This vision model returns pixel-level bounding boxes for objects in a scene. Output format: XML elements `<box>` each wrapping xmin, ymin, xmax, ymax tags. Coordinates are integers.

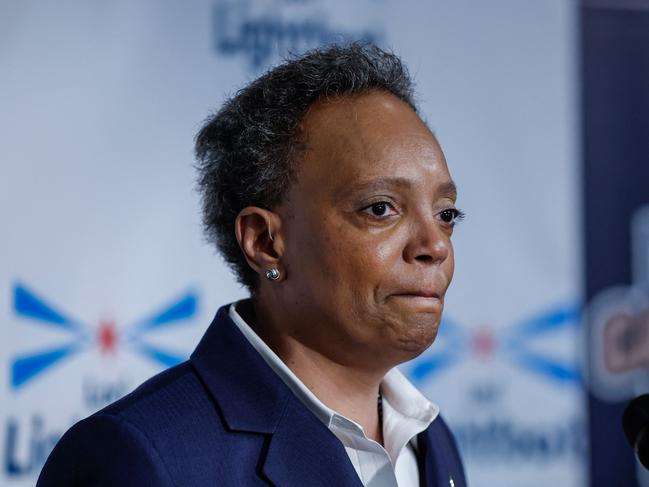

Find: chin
<box><xmin>393</xmin><ymin>315</ymin><xmax>440</xmax><ymax>358</ymax></box>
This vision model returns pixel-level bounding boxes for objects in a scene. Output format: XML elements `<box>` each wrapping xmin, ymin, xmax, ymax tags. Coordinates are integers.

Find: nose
<box><xmin>402</xmin><ymin>214</ymin><xmax>451</xmax><ymax>265</ymax></box>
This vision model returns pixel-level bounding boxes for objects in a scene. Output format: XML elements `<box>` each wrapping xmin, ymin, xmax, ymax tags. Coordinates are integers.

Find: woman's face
<box><xmin>275</xmin><ymin>91</ymin><xmax>459</xmax><ymax>369</ymax></box>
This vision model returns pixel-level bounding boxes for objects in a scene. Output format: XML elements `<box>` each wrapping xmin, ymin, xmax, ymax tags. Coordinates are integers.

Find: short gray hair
<box><xmin>195</xmin><ymin>42</ymin><xmax>417</xmax><ymax>291</ymax></box>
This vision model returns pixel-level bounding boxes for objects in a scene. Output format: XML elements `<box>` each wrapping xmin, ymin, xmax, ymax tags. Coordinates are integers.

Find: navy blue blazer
<box><xmin>38</xmin><ymin>305</ymin><xmax>466</xmax><ymax>486</ymax></box>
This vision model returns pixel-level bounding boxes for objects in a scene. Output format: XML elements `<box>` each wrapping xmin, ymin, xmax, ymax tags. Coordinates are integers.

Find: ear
<box><xmin>235</xmin><ymin>207</ymin><xmax>285</xmax><ymax>279</ymax></box>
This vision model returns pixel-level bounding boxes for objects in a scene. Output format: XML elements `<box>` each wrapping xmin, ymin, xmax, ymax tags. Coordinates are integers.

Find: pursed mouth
<box><xmin>391</xmin><ymin>291</ymin><xmax>441</xmax><ymax>299</ymax></box>
<box><xmin>387</xmin><ymin>293</ymin><xmax>443</xmax><ymax>314</ymax></box>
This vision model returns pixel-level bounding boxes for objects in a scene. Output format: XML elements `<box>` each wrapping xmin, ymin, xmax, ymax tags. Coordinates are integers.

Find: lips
<box><xmin>392</xmin><ymin>291</ymin><xmax>441</xmax><ymax>299</ymax></box>
<box><xmin>388</xmin><ymin>288</ymin><xmax>443</xmax><ymax>311</ymax></box>
<box><xmin>388</xmin><ymin>293</ymin><xmax>442</xmax><ymax>315</ymax></box>
<box><xmin>390</xmin><ymin>288</ymin><xmax>442</xmax><ymax>299</ymax></box>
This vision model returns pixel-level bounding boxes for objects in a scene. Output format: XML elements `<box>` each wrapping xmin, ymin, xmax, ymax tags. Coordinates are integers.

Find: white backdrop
<box><xmin>0</xmin><ymin>1</ymin><xmax>583</xmax><ymax>485</ymax></box>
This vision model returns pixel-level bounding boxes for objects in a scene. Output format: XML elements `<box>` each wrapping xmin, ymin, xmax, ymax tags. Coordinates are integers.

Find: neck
<box><xmin>245</xmin><ymin>299</ymin><xmax>386</xmax><ymax>444</ymax></box>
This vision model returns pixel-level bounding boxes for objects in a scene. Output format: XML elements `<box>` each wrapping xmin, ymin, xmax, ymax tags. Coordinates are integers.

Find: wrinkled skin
<box><xmin>255</xmin><ymin>91</ymin><xmax>459</xmax><ymax>374</ymax></box>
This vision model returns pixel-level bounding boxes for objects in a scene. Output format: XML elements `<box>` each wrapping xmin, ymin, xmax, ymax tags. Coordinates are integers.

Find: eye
<box><xmin>439</xmin><ymin>208</ymin><xmax>465</xmax><ymax>225</ymax></box>
<box><xmin>362</xmin><ymin>201</ymin><xmax>398</xmax><ymax>218</ymax></box>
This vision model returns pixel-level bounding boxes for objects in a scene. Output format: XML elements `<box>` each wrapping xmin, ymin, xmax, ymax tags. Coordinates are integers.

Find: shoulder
<box><xmin>37</xmin><ymin>411</ymin><xmax>175</xmax><ymax>486</ymax></box>
<box><xmin>38</xmin><ymin>361</ymin><xmax>253</xmax><ymax>486</ymax></box>
<box><xmin>97</xmin><ymin>361</ymin><xmax>217</xmax><ymax>435</ymax></box>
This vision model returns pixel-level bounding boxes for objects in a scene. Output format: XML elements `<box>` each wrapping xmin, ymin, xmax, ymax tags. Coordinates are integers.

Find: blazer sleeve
<box><xmin>37</xmin><ymin>414</ymin><xmax>175</xmax><ymax>487</ymax></box>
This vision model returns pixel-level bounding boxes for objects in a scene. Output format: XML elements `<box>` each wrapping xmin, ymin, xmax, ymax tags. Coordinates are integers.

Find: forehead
<box><xmin>294</xmin><ymin>91</ymin><xmax>450</xmax><ymax>195</ymax></box>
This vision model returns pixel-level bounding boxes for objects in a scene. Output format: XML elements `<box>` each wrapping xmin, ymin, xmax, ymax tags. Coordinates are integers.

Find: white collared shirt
<box><xmin>229</xmin><ymin>302</ymin><xmax>439</xmax><ymax>487</ymax></box>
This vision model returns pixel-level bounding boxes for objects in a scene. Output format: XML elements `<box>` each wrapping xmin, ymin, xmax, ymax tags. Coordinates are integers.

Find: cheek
<box><xmin>286</xmin><ymin>217</ymin><xmax>365</xmax><ymax>290</ymax></box>
<box><xmin>332</xmin><ymin>228</ymin><xmax>404</xmax><ymax>286</ymax></box>
<box><xmin>445</xmin><ymin>242</ymin><xmax>455</xmax><ymax>283</ymax></box>
<box><xmin>284</xmin><ymin>210</ymin><xmax>407</xmax><ymax>304</ymax></box>
<box><xmin>333</xmin><ymin>224</ymin><xmax>417</xmax><ymax>302</ymax></box>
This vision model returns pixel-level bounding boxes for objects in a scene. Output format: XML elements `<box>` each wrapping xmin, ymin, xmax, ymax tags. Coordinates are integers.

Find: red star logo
<box><xmin>98</xmin><ymin>320</ymin><xmax>118</xmax><ymax>354</ymax></box>
<box><xmin>472</xmin><ymin>327</ymin><xmax>496</xmax><ymax>361</ymax></box>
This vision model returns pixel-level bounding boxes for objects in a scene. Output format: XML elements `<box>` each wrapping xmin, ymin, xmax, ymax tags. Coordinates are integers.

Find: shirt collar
<box><xmin>228</xmin><ymin>301</ymin><xmax>439</xmax><ymax>461</ymax></box>
<box><xmin>381</xmin><ymin>368</ymin><xmax>439</xmax><ymax>461</ymax></box>
<box><xmin>228</xmin><ymin>301</ymin><xmax>334</xmax><ymax>425</ymax></box>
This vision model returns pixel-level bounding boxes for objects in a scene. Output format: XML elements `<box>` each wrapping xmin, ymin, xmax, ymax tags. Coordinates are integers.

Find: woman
<box><xmin>38</xmin><ymin>43</ymin><xmax>466</xmax><ymax>487</ymax></box>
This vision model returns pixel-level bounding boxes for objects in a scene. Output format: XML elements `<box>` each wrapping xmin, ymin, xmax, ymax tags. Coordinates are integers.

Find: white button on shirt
<box><xmin>229</xmin><ymin>303</ymin><xmax>439</xmax><ymax>487</ymax></box>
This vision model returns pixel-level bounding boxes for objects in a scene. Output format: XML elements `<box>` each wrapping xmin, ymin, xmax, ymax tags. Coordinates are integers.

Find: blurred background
<box><xmin>1</xmin><ymin>0</ymin><xmax>647</xmax><ymax>485</ymax></box>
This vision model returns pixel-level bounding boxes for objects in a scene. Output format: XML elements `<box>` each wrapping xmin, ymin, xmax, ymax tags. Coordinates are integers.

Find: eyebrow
<box><xmin>437</xmin><ymin>180</ymin><xmax>458</xmax><ymax>200</ymax></box>
<box><xmin>340</xmin><ymin>177</ymin><xmax>458</xmax><ymax>200</ymax></box>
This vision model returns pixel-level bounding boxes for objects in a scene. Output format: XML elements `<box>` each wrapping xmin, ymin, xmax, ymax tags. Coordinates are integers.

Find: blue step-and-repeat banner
<box><xmin>0</xmin><ymin>1</ymin><xmax>620</xmax><ymax>485</ymax></box>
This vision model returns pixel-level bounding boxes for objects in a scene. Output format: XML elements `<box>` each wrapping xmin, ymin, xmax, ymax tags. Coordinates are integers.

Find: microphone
<box><xmin>623</xmin><ymin>394</ymin><xmax>649</xmax><ymax>470</ymax></box>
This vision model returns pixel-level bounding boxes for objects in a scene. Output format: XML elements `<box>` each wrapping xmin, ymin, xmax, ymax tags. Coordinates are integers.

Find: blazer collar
<box><xmin>417</xmin><ymin>418</ymin><xmax>466</xmax><ymax>487</ymax></box>
<box><xmin>262</xmin><ymin>398</ymin><xmax>362</xmax><ymax>486</ymax></box>
<box><xmin>190</xmin><ymin>305</ymin><xmax>290</xmax><ymax>433</ymax></box>
<box><xmin>189</xmin><ymin>305</ymin><xmax>362</xmax><ymax>487</ymax></box>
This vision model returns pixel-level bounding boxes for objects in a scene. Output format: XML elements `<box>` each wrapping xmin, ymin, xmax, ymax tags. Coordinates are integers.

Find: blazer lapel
<box><xmin>261</xmin><ymin>399</ymin><xmax>363</xmax><ymax>487</ymax></box>
<box><xmin>190</xmin><ymin>305</ymin><xmax>363</xmax><ymax>487</ymax></box>
<box><xmin>417</xmin><ymin>418</ymin><xmax>466</xmax><ymax>487</ymax></box>
<box><xmin>190</xmin><ymin>305</ymin><xmax>289</xmax><ymax>434</ymax></box>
